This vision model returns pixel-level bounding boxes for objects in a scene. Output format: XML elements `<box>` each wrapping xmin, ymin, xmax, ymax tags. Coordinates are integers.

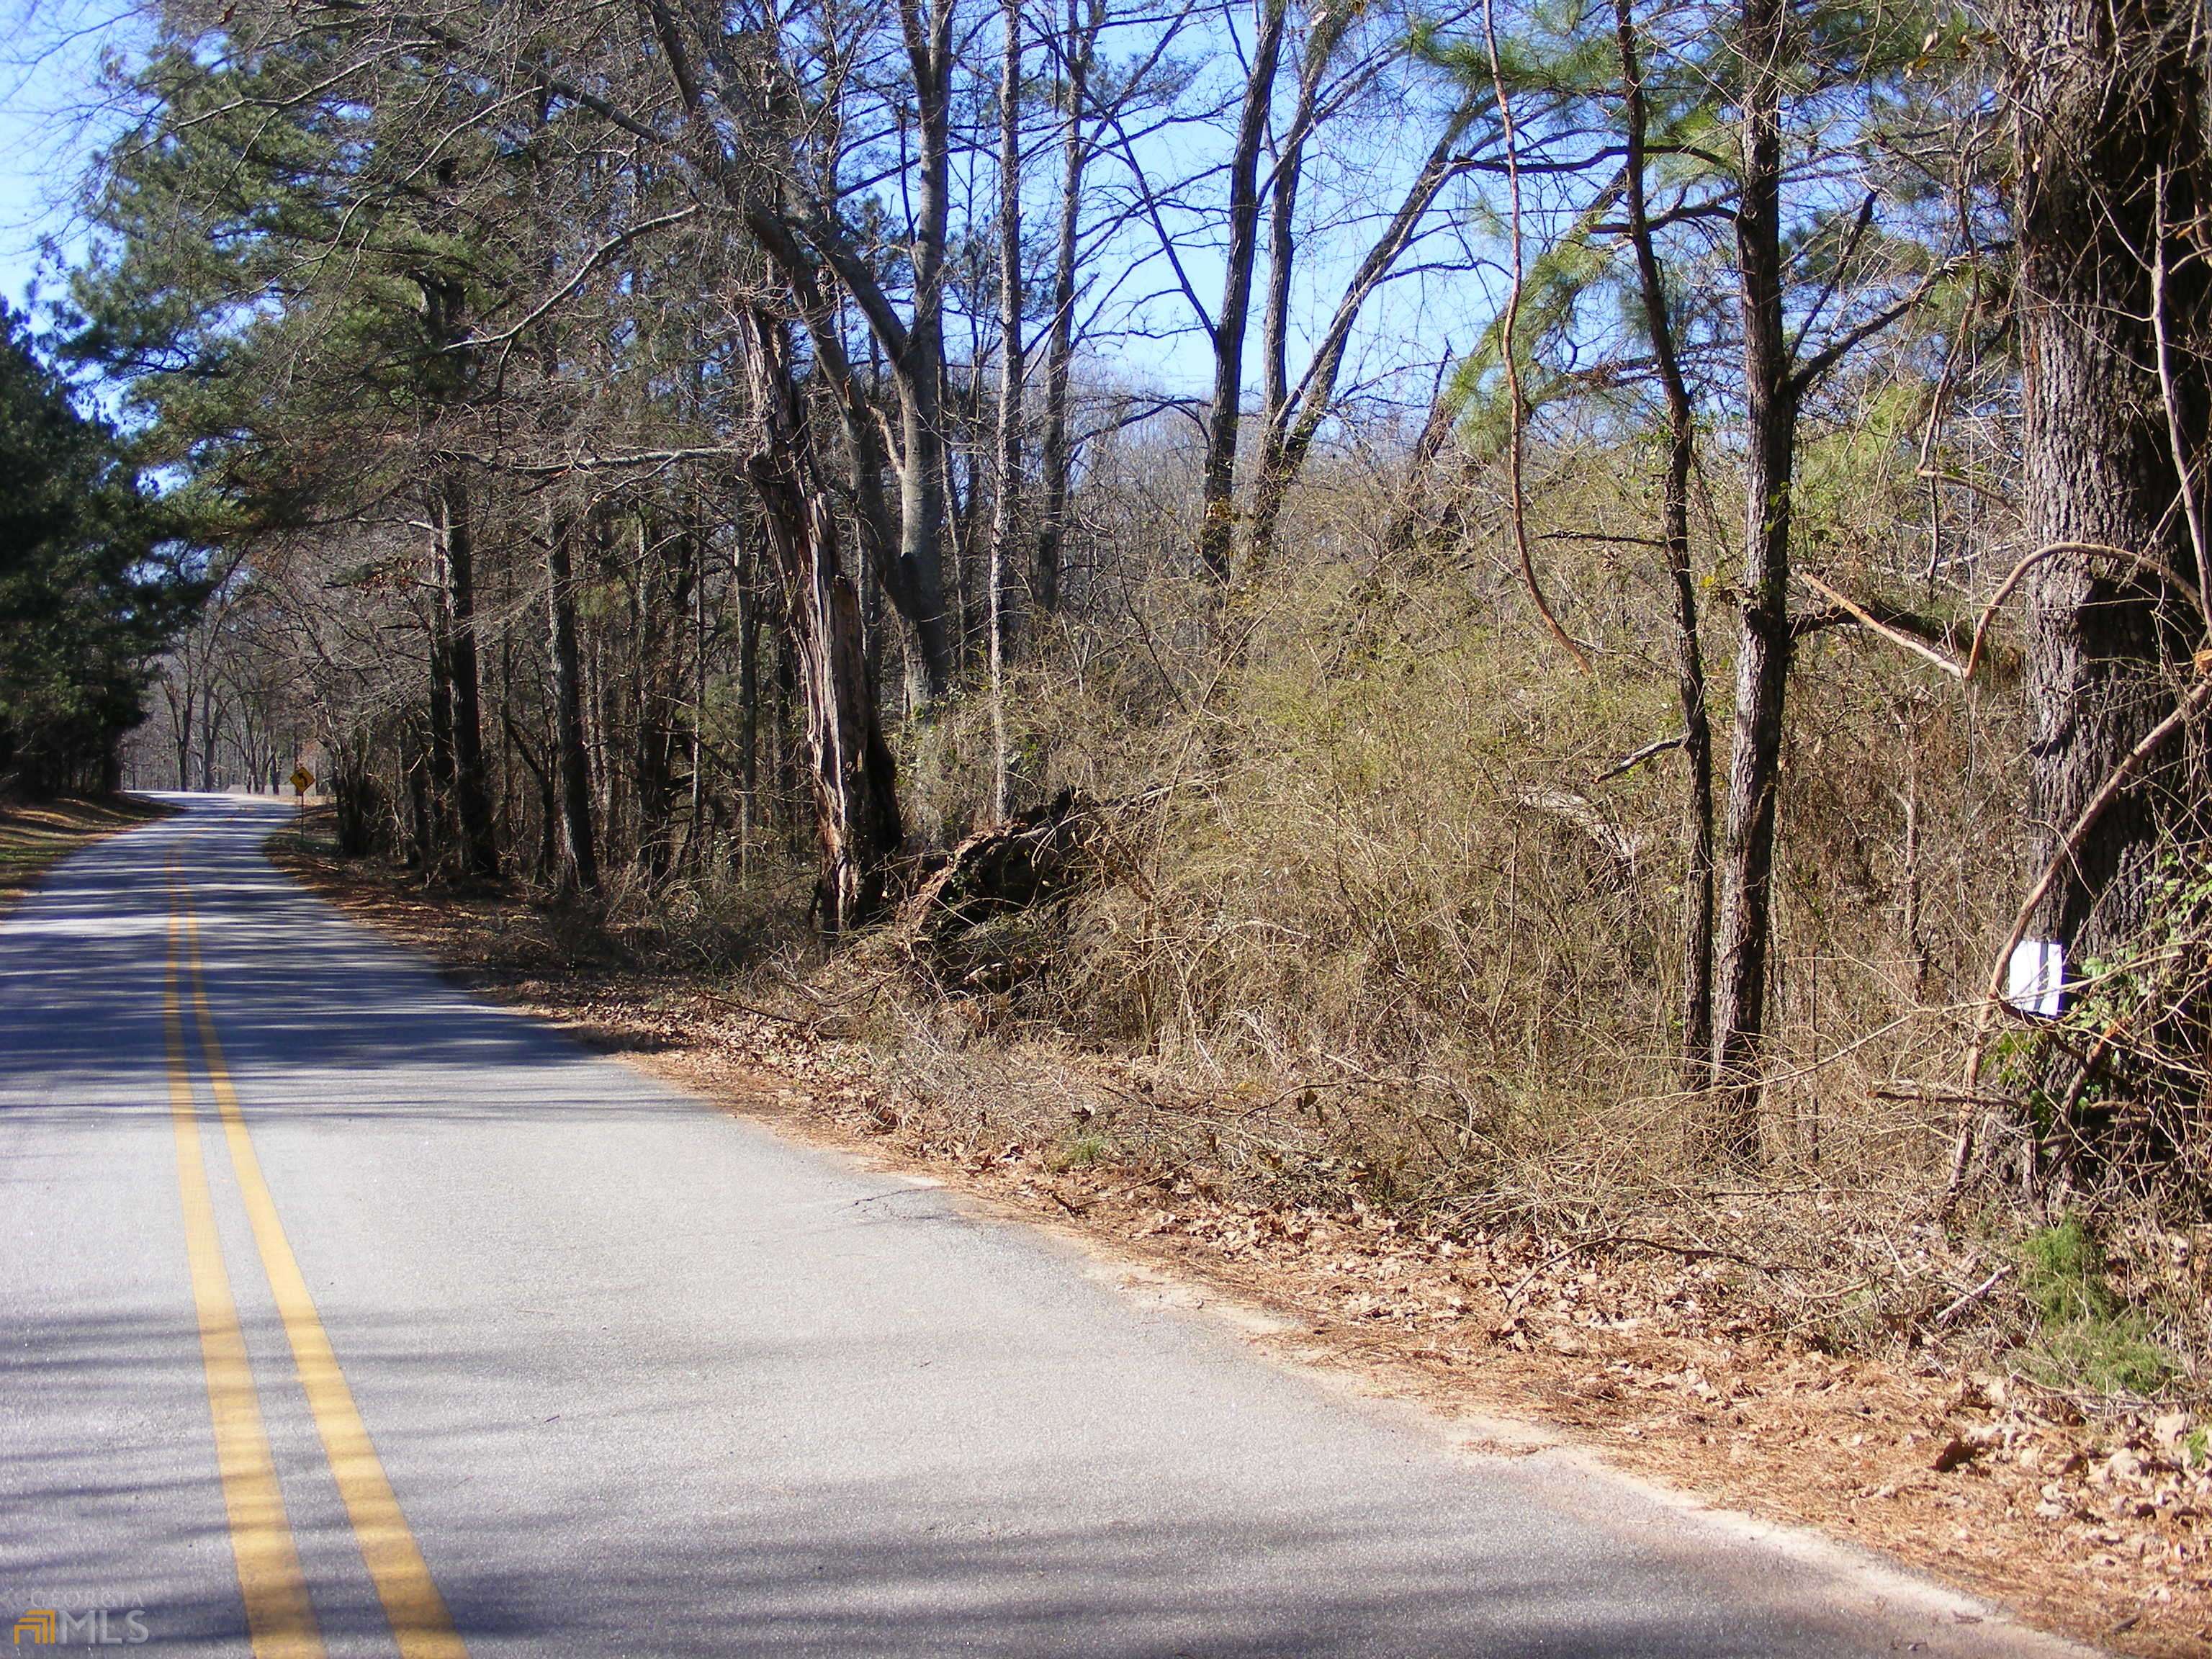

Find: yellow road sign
<box><xmin>289</xmin><ymin>768</ymin><xmax>315</xmax><ymax>796</ymax></box>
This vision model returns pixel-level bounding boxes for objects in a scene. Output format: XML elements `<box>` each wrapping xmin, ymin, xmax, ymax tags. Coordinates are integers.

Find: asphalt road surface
<box><xmin>0</xmin><ymin>796</ymin><xmax>2085</xmax><ymax>1658</ymax></box>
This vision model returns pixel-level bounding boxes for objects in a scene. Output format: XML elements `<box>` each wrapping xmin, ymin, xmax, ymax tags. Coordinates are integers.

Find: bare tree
<box><xmin>988</xmin><ymin>0</ymin><xmax>1025</xmax><ymax>818</ymax></box>
<box><xmin>1194</xmin><ymin>0</ymin><xmax>1289</xmax><ymax>583</ymax></box>
<box><xmin>1614</xmin><ymin>0</ymin><xmax>1713</xmax><ymax>1085</ymax></box>
<box><xmin>1034</xmin><ymin>0</ymin><xmax>1107</xmax><ymax>613</ymax></box>
<box><xmin>1707</xmin><ymin>0</ymin><xmax>1795</xmax><ymax>1154</ymax></box>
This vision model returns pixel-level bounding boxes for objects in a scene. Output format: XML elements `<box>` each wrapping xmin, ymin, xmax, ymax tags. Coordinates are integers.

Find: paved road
<box><xmin>0</xmin><ymin>796</ymin><xmax>2082</xmax><ymax>1658</ymax></box>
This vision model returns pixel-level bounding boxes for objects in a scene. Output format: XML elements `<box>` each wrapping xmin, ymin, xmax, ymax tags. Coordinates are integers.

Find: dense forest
<box><xmin>27</xmin><ymin>0</ymin><xmax>2212</xmax><ymax>1403</ymax></box>
<box><xmin>0</xmin><ymin>302</ymin><xmax>184</xmax><ymax>793</ymax></box>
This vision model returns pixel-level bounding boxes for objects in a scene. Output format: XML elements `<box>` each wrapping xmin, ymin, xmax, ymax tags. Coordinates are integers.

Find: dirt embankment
<box><xmin>0</xmin><ymin>795</ymin><xmax>171</xmax><ymax>915</ymax></box>
<box><xmin>274</xmin><ymin>842</ymin><xmax>2210</xmax><ymax>1659</ymax></box>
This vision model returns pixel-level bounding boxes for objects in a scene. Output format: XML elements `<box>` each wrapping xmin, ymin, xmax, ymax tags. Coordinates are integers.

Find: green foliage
<box><xmin>2018</xmin><ymin>1218</ymin><xmax>2174</xmax><ymax>1397</ymax></box>
<box><xmin>2021</xmin><ymin>1217</ymin><xmax>2118</xmax><ymax>1323</ymax></box>
<box><xmin>1052</xmin><ymin>1133</ymin><xmax>1111</xmax><ymax>1172</ymax></box>
<box><xmin>0</xmin><ymin>302</ymin><xmax>189</xmax><ymax>793</ymax></box>
<box><xmin>65</xmin><ymin>28</ymin><xmax>532</xmax><ymax>538</ymax></box>
<box><xmin>1449</xmin><ymin>218</ymin><xmax>1624</xmax><ymax>452</ymax></box>
<box><xmin>1424</xmin><ymin>0</ymin><xmax>1986</xmax><ymax>463</ymax></box>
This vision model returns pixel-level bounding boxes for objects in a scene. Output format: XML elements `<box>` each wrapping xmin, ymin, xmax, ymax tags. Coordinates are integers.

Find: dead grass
<box><xmin>0</xmin><ymin>794</ymin><xmax>170</xmax><ymax>915</ymax></box>
<box><xmin>279</xmin><ymin>837</ymin><xmax>2211</xmax><ymax>1658</ymax></box>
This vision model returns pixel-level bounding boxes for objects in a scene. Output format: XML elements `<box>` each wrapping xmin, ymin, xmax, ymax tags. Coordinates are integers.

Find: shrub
<box><xmin>2018</xmin><ymin>1218</ymin><xmax>2174</xmax><ymax>1396</ymax></box>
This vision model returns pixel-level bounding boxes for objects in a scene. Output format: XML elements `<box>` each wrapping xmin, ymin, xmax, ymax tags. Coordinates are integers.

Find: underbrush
<box><xmin>2019</xmin><ymin>1218</ymin><xmax>2180</xmax><ymax>1398</ymax></box>
<box><xmin>866</xmin><ymin>534</ymin><xmax>2204</xmax><ymax>1406</ymax></box>
<box><xmin>273</xmin><ymin>806</ymin><xmax>811</xmax><ymax>981</ymax></box>
<box><xmin>290</xmin><ymin>528</ymin><xmax>2206</xmax><ymax>1410</ymax></box>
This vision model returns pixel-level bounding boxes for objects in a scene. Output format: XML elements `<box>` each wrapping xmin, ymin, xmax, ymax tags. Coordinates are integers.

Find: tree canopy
<box><xmin>0</xmin><ymin>301</ymin><xmax>189</xmax><ymax>794</ymax></box>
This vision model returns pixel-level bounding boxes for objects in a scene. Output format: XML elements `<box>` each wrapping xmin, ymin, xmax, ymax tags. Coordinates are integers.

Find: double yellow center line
<box><xmin>163</xmin><ymin>850</ymin><xmax>466</xmax><ymax>1659</ymax></box>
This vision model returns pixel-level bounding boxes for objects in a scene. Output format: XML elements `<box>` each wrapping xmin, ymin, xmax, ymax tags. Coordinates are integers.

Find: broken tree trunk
<box><xmin>741</xmin><ymin>310</ymin><xmax>904</xmax><ymax>934</ymax></box>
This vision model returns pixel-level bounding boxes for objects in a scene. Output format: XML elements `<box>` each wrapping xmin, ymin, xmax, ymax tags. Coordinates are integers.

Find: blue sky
<box><xmin>0</xmin><ymin>78</ymin><xmax>73</xmax><ymax>313</ymax></box>
<box><xmin>0</xmin><ymin>0</ymin><xmax>140</xmax><ymax>318</ymax></box>
<box><xmin>0</xmin><ymin>0</ymin><xmax>1492</xmax><ymax>421</ymax></box>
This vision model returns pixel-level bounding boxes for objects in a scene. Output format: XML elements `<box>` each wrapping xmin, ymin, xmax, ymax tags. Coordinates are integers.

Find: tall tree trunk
<box><xmin>2010</xmin><ymin>0</ymin><xmax>2212</xmax><ymax>965</ymax></box>
<box><xmin>786</xmin><ymin>274</ymin><xmax>955</xmax><ymax>693</ymax></box>
<box><xmin>1035</xmin><ymin>0</ymin><xmax>1102</xmax><ymax>613</ymax></box>
<box><xmin>634</xmin><ymin>515</ymin><xmax>691</xmax><ymax>880</ymax></box>
<box><xmin>331</xmin><ymin>739</ymin><xmax>377</xmax><ymax>858</ymax></box>
<box><xmin>419</xmin><ymin>244</ymin><xmax>495</xmax><ymax>879</ymax></box>
<box><xmin>734</xmin><ymin>195</ymin><xmax>956</xmax><ymax>695</ymax></box>
<box><xmin>1708</xmin><ymin>0</ymin><xmax>1795</xmax><ymax>1157</ymax></box>
<box><xmin>742</xmin><ymin>310</ymin><xmax>904</xmax><ymax>932</ymax></box>
<box><xmin>199</xmin><ymin>701</ymin><xmax>222</xmax><ymax>792</ymax></box>
<box><xmin>169</xmin><ymin>682</ymin><xmax>192</xmax><ymax>791</ymax></box>
<box><xmin>1617</xmin><ymin>0</ymin><xmax>1715</xmax><ymax>1084</ymax></box>
<box><xmin>893</xmin><ymin>0</ymin><xmax>958</xmax><ymax>700</ymax></box>
<box><xmin>424</xmin><ymin>562</ymin><xmax>458</xmax><ymax>858</ymax></box>
<box><xmin>503</xmin><ymin>709</ymin><xmax>559</xmax><ymax>878</ymax></box>
<box><xmin>405</xmin><ymin>732</ymin><xmax>434</xmax><ymax>872</ymax></box>
<box><xmin>526</xmin><ymin>93</ymin><xmax>598</xmax><ymax>896</ymax></box>
<box><xmin>432</xmin><ymin>476</ymin><xmax>499</xmax><ymax>878</ymax></box>
<box><xmin>945</xmin><ymin>376</ymin><xmax>984</xmax><ymax>663</ymax></box>
<box><xmin>1258</xmin><ymin>6</ymin><xmax>1352</xmax><ymax>446</ymax></box>
<box><xmin>546</xmin><ymin>508</ymin><xmax>599</xmax><ymax>892</ymax></box>
<box><xmin>635</xmin><ymin>0</ymin><xmax>957</xmax><ymax>698</ymax></box>
<box><xmin>989</xmin><ymin>0</ymin><xmax>1025</xmax><ymax>819</ymax></box>
<box><xmin>1249</xmin><ymin>12</ymin><xmax>1343</xmax><ymax>577</ymax></box>
<box><xmin>1194</xmin><ymin>0</ymin><xmax>1290</xmax><ymax>585</ymax></box>
<box><xmin>687</xmin><ymin>500</ymin><xmax>708</xmax><ymax>871</ymax></box>
<box><xmin>737</xmin><ymin>516</ymin><xmax>763</xmax><ymax>875</ymax></box>
<box><xmin>1256</xmin><ymin>6</ymin><xmax>1354</xmax><ymax>490</ymax></box>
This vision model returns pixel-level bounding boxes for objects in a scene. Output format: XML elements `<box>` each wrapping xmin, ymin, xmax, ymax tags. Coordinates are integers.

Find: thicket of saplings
<box><xmin>225</xmin><ymin>393</ymin><xmax>2200</xmax><ymax>1406</ymax></box>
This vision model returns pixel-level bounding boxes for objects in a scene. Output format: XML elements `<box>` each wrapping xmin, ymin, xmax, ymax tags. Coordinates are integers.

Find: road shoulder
<box><xmin>269</xmin><ymin>840</ymin><xmax>2177</xmax><ymax>1659</ymax></box>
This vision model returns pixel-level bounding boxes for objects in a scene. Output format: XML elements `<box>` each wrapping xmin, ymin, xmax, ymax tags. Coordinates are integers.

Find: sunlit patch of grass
<box><xmin>2018</xmin><ymin>1217</ymin><xmax>2175</xmax><ymax>1397</ymax></box>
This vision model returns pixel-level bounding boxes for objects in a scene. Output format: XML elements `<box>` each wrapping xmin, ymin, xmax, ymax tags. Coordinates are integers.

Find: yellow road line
<box><xmin>179</xmin><ymin>881</ymin><xmax>468</xmax><ymax>1659</ymax></box>
<box><xmin>163</xmin><ymin>855</ymin><xmax>325</xmax><ymax>1659</ymax></box>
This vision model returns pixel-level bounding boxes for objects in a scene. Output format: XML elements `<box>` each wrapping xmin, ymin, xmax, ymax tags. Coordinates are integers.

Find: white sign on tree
<box><xmin>2005</xmin><ymin>939</ymin><xmax>2065</xmax><ymax>1019</ymax></box>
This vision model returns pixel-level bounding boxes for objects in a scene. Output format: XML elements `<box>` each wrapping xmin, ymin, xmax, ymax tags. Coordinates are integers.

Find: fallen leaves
<box><xmin>291</xmin><ymin>848</ymin><xmax>2212</xmax><ymax>1659</ymax></box>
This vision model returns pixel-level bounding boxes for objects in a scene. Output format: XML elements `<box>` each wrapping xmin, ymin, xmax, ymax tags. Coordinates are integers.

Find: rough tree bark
<box><xmin>423</xmin><ymin>516</ymin><xmax>459</xmax><ymax>847</ymax></box>
<box><xmin>2009</xmin><ymin>0</ymin><xmax>2212</xmax><ymax>966</ymax></box>
<box><xmin>741</xmin><ymin>310</ymin><xmax>904</xmax><ymax>932</ymax></box>
<box><xmin>1617</xmin><ymin>0</ymin><xmax>1715</xmax><ymax>1084</ymax></box>
<box><xmin>1708</xmin><ymin>0</ymin><xmax>1794</xmax><ymax>1155</ymax></box>
<box><xmin>420</xmin><ymin>243</ymin><xmax>498</xmax><ymax>879</ymax></box>
<box><xmin>634</xmin><ymin>0</ymin><xmax>958</xmax><ymax>698</ymax></box>
<box><xmin>894</xmin><ymin>0</ymin><xmax>958</xmax><ymax>696</ymax></box>
<box><xmin>1258</xmin><ymin>5</ymin><xmax>1352</xmax><ymax>441</ymax></box>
